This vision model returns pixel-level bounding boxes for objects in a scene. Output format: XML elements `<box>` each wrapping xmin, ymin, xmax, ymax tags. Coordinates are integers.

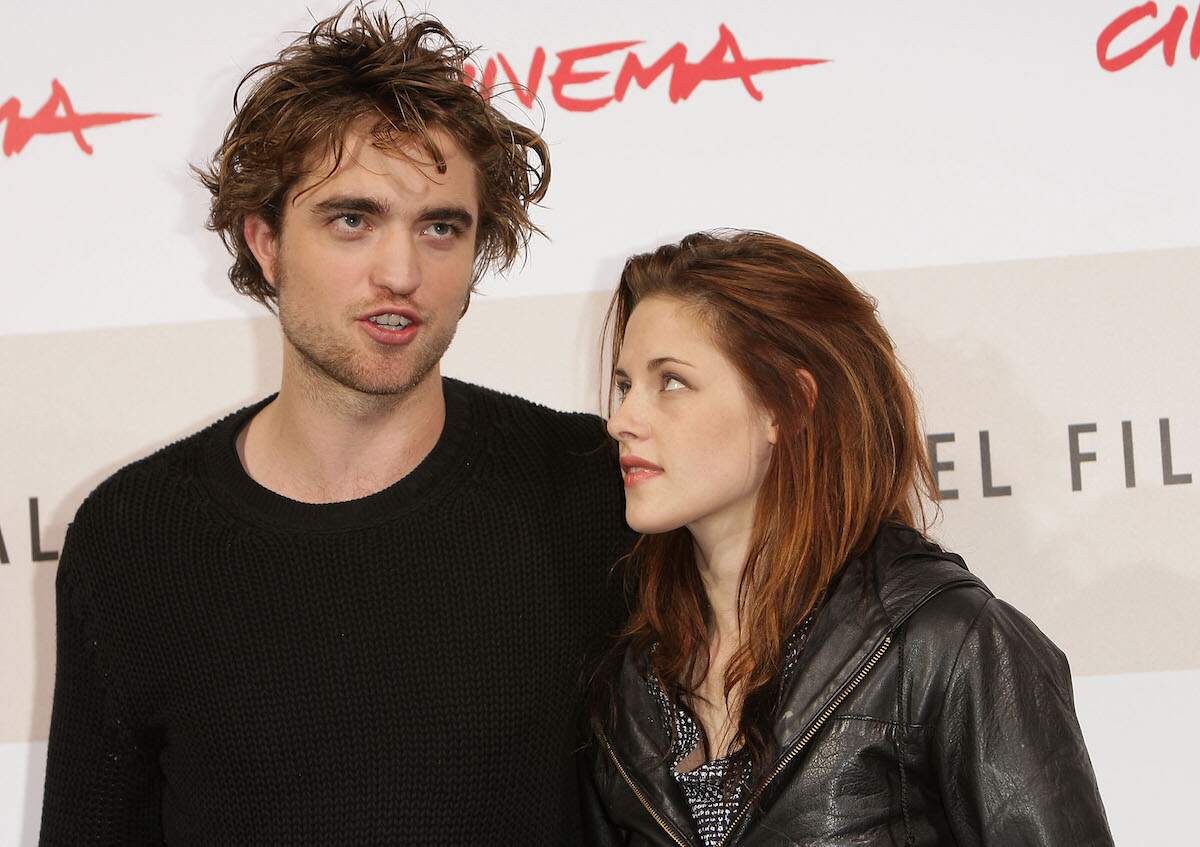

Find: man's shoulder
<box><xmin>72</xmin><ymin>400</ymin><xmax>264</xmax><ymax>534</ymax></box>
<box><xmin>449</xmin><ymin>378</ymin><xmax>610</xmax><ymax>456</ymax></box>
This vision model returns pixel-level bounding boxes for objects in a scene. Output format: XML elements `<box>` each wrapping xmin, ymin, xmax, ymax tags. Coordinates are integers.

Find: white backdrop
<box><xmin>2</xmin><ymin>2</ymin><xmax>1198</xmax><ymax>844</ymax></box>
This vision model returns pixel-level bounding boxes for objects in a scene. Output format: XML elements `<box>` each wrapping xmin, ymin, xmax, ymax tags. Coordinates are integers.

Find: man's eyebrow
<box><xmin>310</xmin><ymin>195</ymin><xmax>391</xmax><ymax>216</ymax></box>
<box><xmin>416</xmin><ymin>205</ymin><xmax>475</xmax><ymax>228</ymax></box>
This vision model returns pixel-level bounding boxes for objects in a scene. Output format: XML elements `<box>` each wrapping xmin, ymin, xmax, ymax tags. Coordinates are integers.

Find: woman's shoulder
<box><xmin>852</xmin><ymin>522</ymin><xmax>991</xmax><ymax>630</ymax></box>
<box><xmin>868</xmin><ymin>524</ymin><xmax>1067</xmax><ymax>665</ymax></box>
<box><xmin>901</xmin><ymin>580</ymin><xmax>1073</xmax><ymax>727</ymax></box>
<box><xmin>908</xmin><ymin>586</ymin><xmax>1068</xmax><ymax>664</ymax></box>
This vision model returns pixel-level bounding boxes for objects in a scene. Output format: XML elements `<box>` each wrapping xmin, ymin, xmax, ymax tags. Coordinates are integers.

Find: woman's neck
<box><xmin>688</xmin><ymin>528</ymin><xmax>749</xmax><ymax>762</ymax></box>
<box><xmin>690</xmin><ymin>507</ymin><xmax>756</xmax><ymax>647</ymax></box>
<box><xmin>685</xmin><ymin>505</ymin><xmax>760</xmax><ymax>759</ymax></box>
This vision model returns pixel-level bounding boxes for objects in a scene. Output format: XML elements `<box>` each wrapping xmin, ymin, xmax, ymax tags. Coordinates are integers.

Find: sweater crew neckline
<box><xmin>198</xmin><ymin>377</ymin><xmax>476</xmax><ymax>534</ymax></box>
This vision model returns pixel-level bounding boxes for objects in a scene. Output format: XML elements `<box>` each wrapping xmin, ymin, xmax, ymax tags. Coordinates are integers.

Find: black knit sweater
<box><xmin>38</xmin><ymin>379</ymin><xmax>631</xmax><ymax>845</ymax></box>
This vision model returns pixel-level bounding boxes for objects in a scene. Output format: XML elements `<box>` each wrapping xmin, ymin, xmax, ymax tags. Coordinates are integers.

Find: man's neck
<box><xmin>237</xmin><ymin>362</ymin><xmax>447</xmax><ymax>504</ymax></box>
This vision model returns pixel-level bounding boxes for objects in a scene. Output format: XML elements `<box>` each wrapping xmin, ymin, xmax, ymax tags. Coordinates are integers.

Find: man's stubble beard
<box><xmin>275</xmin><ymin>265</ymin><xmax>462</xmax><ymax>399</ymax></box>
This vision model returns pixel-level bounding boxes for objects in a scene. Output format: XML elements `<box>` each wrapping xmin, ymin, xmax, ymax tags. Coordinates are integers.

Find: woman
<box><xmin>583</xmin><ymin>231</ymin><xmax>1112</xmax><ymax>846</ymax></box>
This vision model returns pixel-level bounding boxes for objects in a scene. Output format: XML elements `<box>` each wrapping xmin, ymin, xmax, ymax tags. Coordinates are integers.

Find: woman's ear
<box><xmin>796</xmin><ymin>368</ymin><xmax>818</xmax><ymax>417</ymax></box>
<box><xmin>765</xmin><ymin>370</ymin><xmax>817</xmax><ymax>446</ymax></box>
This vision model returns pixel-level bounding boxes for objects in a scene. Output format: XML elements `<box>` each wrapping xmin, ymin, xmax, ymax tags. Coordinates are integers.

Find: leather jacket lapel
<box><xmin>606</xmin><ymin>646</ymin><xmax>700</xmax><ymax>846</ymax></box>
<box><xmin>772</xmin><ymin>529</ymin><xmax>977</xmax><ymax>752</ymax></box>
<box><xmin>764</xmin><ymin>526</ymin><xmax>983</xmax><ymax>799</ymax></box>
<box><xmin>599</xmin><ymin>523</ymin><xmax>987</xmax><ymax>846</ymax></box>
<box><xmin>771</xmin><ymin>554</ymin><xmax>895</xmax><ymax>753</ymax></box>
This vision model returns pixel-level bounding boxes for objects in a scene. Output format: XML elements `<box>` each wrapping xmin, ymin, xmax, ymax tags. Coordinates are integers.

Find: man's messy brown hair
<box><xmin>197</xmin><ymin>2</ymin><xmax>550</xmax><ymax>309</ymax></box>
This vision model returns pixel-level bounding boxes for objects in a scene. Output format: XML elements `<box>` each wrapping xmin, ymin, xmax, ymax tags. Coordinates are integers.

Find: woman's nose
<box><xmin>606</xmin><ymin>392</ymin><xmax>643</xmax><ymax>442</ymax></box>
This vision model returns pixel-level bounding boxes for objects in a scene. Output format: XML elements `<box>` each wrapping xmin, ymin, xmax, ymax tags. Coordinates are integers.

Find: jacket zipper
<box><xmin>599</xmin><ymin>731</ymin><xmax>693</xmax><ymax>847</ymax></box>
<box><xmin>599</xmin><ymin>633</ymin><xmax>893</xmax><ymax>847</ymax></box>
<box><xmin>715</xmin><ymin>634</ymin><xmax>894</xmax><ymax>847</ymax></box>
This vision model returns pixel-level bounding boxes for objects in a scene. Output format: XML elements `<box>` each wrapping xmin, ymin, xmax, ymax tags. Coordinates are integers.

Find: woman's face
<box><xmin>607</xmin><ymin>295</ymin><xmax>777</xmax><ymax>538</ymax></box>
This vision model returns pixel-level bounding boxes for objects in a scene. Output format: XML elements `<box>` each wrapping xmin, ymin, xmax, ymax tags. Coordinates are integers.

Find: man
<box><xmin>38</xmin><ymin>6</ymin><xmax>628</xmax><ymax>844</ymax></box>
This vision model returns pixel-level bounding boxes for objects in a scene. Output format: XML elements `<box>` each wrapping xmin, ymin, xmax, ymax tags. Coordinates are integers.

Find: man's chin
<box><xmin>347</xmin><ymin>376</ymin><xmax>433</xmax><ymax>397</ymax></box>
<box><xmin>282</xmin><ymin>319</ymin><xmax>453</xmax><ymax>402</ymax></box>
<box><xmin>328</xmin><ymin>361</ymin><xmax>440</xmax><ymax>397</ymax></box>
<box><xmin>290</xmin><ymin>349</ymin><xmax>429</xmax><ymax>398</ymax></box>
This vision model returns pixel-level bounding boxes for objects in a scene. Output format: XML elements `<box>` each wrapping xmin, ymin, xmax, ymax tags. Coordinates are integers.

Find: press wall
<box><xmin>2</xmin><ymin>2</ymin><xmax>1197</xmax><ymax>842</ymax></box>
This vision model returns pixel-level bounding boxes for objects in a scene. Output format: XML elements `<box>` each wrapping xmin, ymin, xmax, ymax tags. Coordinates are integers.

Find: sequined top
<box><xmin>646</xmin><ymin>616</ymin><xmax>815</xmax><ymax>846</ymax></box>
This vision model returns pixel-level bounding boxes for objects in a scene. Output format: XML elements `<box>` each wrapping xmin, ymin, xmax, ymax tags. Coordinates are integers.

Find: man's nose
<box><xmin>369</xmin><ymin>231</ymin><xmax>421</xmax><ymax>296</ymax></box>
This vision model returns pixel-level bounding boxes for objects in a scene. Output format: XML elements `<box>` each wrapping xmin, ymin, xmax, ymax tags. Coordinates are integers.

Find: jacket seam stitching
<box><xmin>871</xmin><ymin>557</ymin><xmax>895</xmax><ymax>629</ymax></box>
<box><xmin>833</xmin><ymin>713</ymin><xmax>933</xmax><ymax>729</ymax></box>
<box><xmin>931</xmin><ymin>595</ymin><xmax>994</xmax><ymax>728</ymax></box>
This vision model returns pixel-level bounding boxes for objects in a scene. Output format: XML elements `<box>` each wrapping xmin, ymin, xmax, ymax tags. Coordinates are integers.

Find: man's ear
<box><xmin>244</xmin><ymin>215</ymin><xmax>280</xmax><ymax>288</ymax></box>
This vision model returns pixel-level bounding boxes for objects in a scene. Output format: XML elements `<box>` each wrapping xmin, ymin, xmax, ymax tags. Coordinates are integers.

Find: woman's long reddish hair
<box><xmin>597</xmin><ymin>230</ymin><xmax>937</xmax><ymax>775</ymax></box>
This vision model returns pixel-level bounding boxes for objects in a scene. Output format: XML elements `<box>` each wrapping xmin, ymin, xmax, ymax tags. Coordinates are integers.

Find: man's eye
<box><xmin>340</xmin><ymin>214</ymin><xmax>363</xmax><ymax>228</ymax></box>
<box><xmin>424</xmin><ymin>221</ymin><xmax>458</xmax><ymax>238</ymax></box>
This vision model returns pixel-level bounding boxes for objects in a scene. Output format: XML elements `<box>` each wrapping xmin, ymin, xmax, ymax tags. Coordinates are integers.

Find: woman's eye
<box><xmin>663</xmin><ymin>376</ymin><xmax>686</xmax><ymax>392</ymax></box>
<box><xmin>613</xmin><ymin>382</ymin><xmax>630</xmax><ymax>399</ymax></box>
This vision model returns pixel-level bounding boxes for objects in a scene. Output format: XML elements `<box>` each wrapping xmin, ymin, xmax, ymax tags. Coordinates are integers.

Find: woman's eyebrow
<box><xmin>613</xmin><ymin>357</ymin><xmax>695</xmax><ymax>380</ymax></box>
<box><xmin>647</xmin><ymin>356</ymin><xmax>695</xmax><ymax>370</ymax></box>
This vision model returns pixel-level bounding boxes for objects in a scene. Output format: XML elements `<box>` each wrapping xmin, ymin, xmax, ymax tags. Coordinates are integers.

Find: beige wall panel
<box><xmin>2</xmin><ymin>249</ymin><xmax>1197</xmax><ymax>744</ymax></box>
<box><xmin>860</xmin><ymin>247</ymin><xmax>1198</xmax><ymax>682</ymax></box>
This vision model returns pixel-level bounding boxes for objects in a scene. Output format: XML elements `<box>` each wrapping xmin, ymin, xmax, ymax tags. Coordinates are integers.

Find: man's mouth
<box><xmin>367</xmin><ymin>313</ymin><xmax>414</xmax><ymax>329</ymax></box>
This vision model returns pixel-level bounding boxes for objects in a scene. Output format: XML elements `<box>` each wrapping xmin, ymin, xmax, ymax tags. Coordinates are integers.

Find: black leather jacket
<box><xmin>583</xmin><ymin>524</ymin><xmax>1113</xmax><ymax>846</ymax></box>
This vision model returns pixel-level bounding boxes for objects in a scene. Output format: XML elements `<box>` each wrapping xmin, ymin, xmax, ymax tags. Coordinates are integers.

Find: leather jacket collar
<box><xmin>597</xmin><ymin>523</ymin><xmax>985</xmax><ymax>847</ymax></box>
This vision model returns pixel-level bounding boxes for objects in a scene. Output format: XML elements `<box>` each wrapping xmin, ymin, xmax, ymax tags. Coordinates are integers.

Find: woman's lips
<box><xmin>620</xmin><ymin>455</ymin><xmax>663</xmax><ymax>488</ymax></box>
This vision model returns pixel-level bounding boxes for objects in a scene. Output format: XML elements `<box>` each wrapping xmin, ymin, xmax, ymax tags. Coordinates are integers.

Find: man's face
<box><xmin>251</xmin><ymin>125</ymin><xmax>480</xmax><ymax>397</ymax></box>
